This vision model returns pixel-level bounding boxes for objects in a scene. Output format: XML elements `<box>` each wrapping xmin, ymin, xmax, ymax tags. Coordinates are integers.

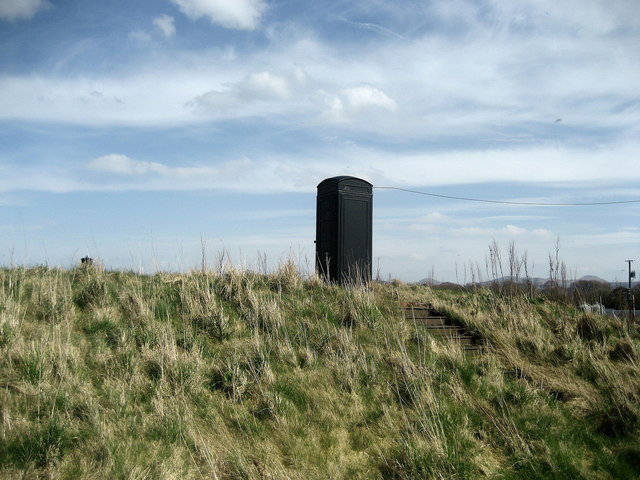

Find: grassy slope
<box><xmin>0</xmin><ymin>265</ymin><xmax>639</xmax><ymax>479</ymax></box>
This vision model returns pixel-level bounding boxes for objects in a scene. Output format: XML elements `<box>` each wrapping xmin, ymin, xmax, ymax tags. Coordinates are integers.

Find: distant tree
<box><xmin>632</xmin><ymin>284</ymin><xmax>640</xmax><ymax>309</ymax></box>
<box><xmin>603</xmin><ymin>286</ymin><xmax>638</xmax><ymax>310</ymax></box>
<box><xmin>571</xmin><ymin>280</ymin><xmax>612</xmax><ymax>305</ymax></box>
<box><xmin>432</xmin><ymin>282</ymin><xmax>467</xmax><ymax>292</ymax></box>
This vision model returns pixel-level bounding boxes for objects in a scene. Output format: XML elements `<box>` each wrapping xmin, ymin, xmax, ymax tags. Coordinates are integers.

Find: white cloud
<box><xmin>241</xmin><ymin>71</ymin><xmax>291</xmax><ymax>100</ymax></box>
<box><xmin>191</xmin><ymin>69</ymin><xmax>306</xmax><ymax>114</ymax></box>
<box><xmin>89</xmin><ymin>154</ymin><xmax>170</xmax><ymax>175</ymax></box>
<box><xmin>0</xmin><ymin>0</ymin><xmax>48</xmax><ymax>21</ymax></box>
<box><xmin>342</xmin><ymin>85</ymin><xmax>397</xmax><ymax>111</ymax></box>
<box><xmin>153</xmin><ymin>14</ymin><xmax>176</xmax><ymax>38</ymax></box>
<box><xmin>170</xmin><ymin>0</ymin><xmax>266</xmax><ymax>30</ymax></box>
<box><xmin>323</xmin><ymin>85</ymin><xmax>398</xmax><ymax>122</ymax></box>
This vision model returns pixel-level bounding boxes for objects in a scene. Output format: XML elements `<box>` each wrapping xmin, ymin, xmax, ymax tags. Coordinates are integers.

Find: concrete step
<box><xmin>405</xmin><ymin>309</ymin><xmax>446</xmax><ymax>319</ymax></box>
<box><xmin>403</xmin><ymin>302</ymin><xmax>485</xmax><ymax>356</ymax></box>
<box><xmin>425</xmin><ymin>325</ymin><xmax>464</xmax><ymax>337</ymax></box>
<box><xmin>463</xmin><ymin>345</ymin><xmax>483</xmax><ymax>357</ymax></box>
<box><xmin>404</xmin><ymin>306</ymin><xmax>445</xmax><ymax>317</ymax></box>
<box><xmin>450</xmin><ymin>335</ymin><xmax>475</xmax><ymax>346</ymax></box>
<box><xmin>406</xmin><ymin>309</ymin><xmax>445</xmax><ymax>316</ymax></box>
<box><xmin>412</xmin><ymin>316</ymin><xmax>449</xmax><ymax>326</ymax></box>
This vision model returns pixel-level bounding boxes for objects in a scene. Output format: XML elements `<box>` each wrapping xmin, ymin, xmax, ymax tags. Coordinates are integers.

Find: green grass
<box><xmin>0</xmin><ymin>264</ymin><xmax>639</xmax><ymax>479</ymax></box>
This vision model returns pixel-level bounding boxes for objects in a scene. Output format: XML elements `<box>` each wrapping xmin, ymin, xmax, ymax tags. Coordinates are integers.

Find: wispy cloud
<box><xmin>170</xmin><ymin>0</ymin><xmax>266</xmax><ymax>30</ymax></box>
<box><xmin>573</xmin><ymin>228</ymin><xmax>640</xmax><ymax>247</ymax></box>
<box><xmin>0</xmin><ymin>0</ymin><xmax>48</xmax><ymax>21</ymax></box>
<box><xmin>129</xmin><ymin>31</ymin><xmax>152</xmax><ymax>44</ymax></box>
<box><xmin>85</xmin><ymin>154</ymin><xmax>307</xmax><ymax>192</ymax></box>
<box><xmin>454</xmin><ymin>225</ymin><xmax>553</xmax><ymax>238</ymax></box>
<box><xmin>153</xmin><ymin>14</ymin><xmax>176</xmax><ymax>38</ymax></box>
<box><xmin>0</xmin><ymin>2</ymin><xmax>637</xmax><ymax>140</ymax></box>
<box><xmin>0</xmin><ymin>194</ymin><xmax>29</xmax><ymax>206</ymax></box>
<box><xmin>87</xmin><ymin>154</ymin><xmax>233</xmax><ymax>180</ymax></box>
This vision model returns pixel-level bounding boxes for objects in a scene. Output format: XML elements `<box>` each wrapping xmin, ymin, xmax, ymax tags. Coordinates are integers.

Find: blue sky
<box><xmin>0</xmin><ymin>0</ymin><xmax>638</xmax><ymax>282</ymax></box>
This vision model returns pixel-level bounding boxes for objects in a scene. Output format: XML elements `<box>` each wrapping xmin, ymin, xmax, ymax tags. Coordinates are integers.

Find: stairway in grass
<box><xmin>403</xmin><ymin>303</ymin><xmax>483</xmax><ymax>357</ymax></box>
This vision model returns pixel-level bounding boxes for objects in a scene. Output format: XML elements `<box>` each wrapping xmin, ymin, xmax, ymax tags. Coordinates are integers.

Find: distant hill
<box><xmin>475</xmin><ymin>276</ymin><xmax>548</xmax><ymax>287</ymax></box>
<box><xmin>576</xmin><ymin>275</ymin><xmax>610</xmax><ymax>284</ymax></box>
<box><xmin>441</xmin><ymin>275</ymin><xmax>631</xmax><ymax>288</ymax></box>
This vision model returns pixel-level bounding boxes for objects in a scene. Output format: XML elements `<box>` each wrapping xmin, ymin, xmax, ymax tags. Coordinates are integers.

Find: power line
<box><xmin>373</xmin><ymin>186</ymin><xmax>640</xmax><ymax>206</ymax></box>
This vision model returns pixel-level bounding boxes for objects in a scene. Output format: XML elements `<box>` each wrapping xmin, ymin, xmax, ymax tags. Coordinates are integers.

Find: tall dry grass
<box><xmin>0</xmin><ymin>264</ymin><xmax>638</xmax><ymax>479</ymax></box>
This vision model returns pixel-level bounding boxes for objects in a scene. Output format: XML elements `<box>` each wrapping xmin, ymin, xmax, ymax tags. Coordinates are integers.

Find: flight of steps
<box><xmin>403</xmin><ymin>303</ymin><xmax>484</xmax><ymax>357</ymax></box>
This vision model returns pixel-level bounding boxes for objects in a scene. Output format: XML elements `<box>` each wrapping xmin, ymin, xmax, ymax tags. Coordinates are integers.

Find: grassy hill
<box><xmin>1</xmin><ymin>265</ymin><xmax>639</xmax><ymax>479</ymax></box>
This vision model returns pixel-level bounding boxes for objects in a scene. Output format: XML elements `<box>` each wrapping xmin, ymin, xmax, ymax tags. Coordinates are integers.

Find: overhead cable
<box><xmin>373</xmin><ymin>186</ymin><xmax>640</xmax><ymax>206</ymax></box>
